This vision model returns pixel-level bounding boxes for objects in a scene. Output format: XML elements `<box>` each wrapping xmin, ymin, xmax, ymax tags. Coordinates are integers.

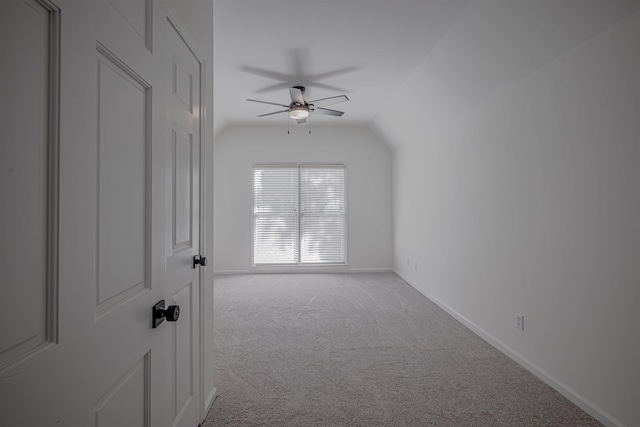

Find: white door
<box><xmin>0</xmin><ymin>0</ymin><xmax>175</xmax><ymax>425</ymax></box>
<box><xmin>165</xmin><ymin>17</ymin><xmax>203</xmax><ymax>427</ymax></box>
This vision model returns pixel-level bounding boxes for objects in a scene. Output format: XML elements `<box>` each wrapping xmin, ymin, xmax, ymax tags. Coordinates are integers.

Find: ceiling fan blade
<box><xmin>313</xmin><ymin>107</ymin><xmax>344</xmax><ymax>117</ymax></box>
<box><xmin>257</xmin><ymin>109</ymin><xmax>289</xmax><ymax>117</ymax></box>
<box><xmin>308</xmin><ymin>66</ymin><xmax>358</xmax><ymax>81</ymax></box>
<box><xmin>308</xmin><ymin>95</ymin><xmax>349</xmax><ymax>108</ymax></box>
<box><xmin>247</xmin><ymin>99</ymin><xmax>290</xmax><ymax>108</ymax></box>
<box><xmin>306</xmin><ymin>81</ymin><xmax>349</xmax><ymax>93</ymax></box>
<box><xmin>296</xmin><ymin>118</ymin><xmax>307</xmax><ymax>124</ymax></box>
<box><xmin>289</xmin><ymin>87</ymin><xmax>305</xmax><ymax>105</ymax></box>
<box><xmin>241</xmin><ymin>66</ymin><xmax>290</xmax><ymax>82</ymax></box>
<box><xmin>255</xmin><ymin>82</ymin><xmax>292</xmax><ymax>94</ymax></box>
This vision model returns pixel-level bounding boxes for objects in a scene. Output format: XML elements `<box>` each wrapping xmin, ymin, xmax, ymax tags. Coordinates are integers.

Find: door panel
<box><xmin>96</xmin><ymin>46</ymin><xmax>150</xmax><ymax>316</ymax></box>
<box><xmin>173</xmin><ymin>61</ymin><xmax>194</xmax><ymax>113</ymax></box>
<box><xmin>94</xmin><ymin>353</ymin><xmax>150</xmax><ymax>427</ymax></box>
<box><xmin>172</xmin><ymin>282</ymin><xmax>194</xmax><ymax>422</ymax></box>
<box><xmin>0</xmin><ymin>0</ymin><xmax>56</xmax><ymax>372</ymax></box>
<box><xmin>166</xmin><ymin>19</ymin><xmax>202</xmax><ymax>427</ymax></box>
<box><xmin>107</xmin><ymin>0</ymin><xmax>151</xmax><ymax>49</ymax></box>
<box><xmin>172</xmin><ymin>127</ymin><xmax>194</xmax><ymax>252</ymax></box>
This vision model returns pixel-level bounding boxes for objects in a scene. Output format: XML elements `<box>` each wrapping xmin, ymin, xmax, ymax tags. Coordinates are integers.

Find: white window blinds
<box><xmin>300</xmin><ymin>166</ymin><xmax>345</xmax><ymax>264</ymax></box>
<box><xmin>253</xmin><ymin>167</ymin><xmax>299</xmax><ymax>264</ymax></box>
<box><xmin>253</xmin><ymin>165</ymin><xmax>346</xmax><ymax>266</ymax></box>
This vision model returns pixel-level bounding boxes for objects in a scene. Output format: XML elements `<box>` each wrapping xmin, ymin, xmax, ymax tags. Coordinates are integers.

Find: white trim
<box><xmin>201</xmin><ymin>386</ymin><xmax>217</xmax><ymax>424</ymax></box>
<box><xmin>213</xmin><ymin>268</ymin><xmax>393</xmax><ymax>275</ymax></box>
<box><xmin>342</xmin><ymin>268</ymin><xmax>392</xmax><ymax>273</ymax></box>
<box><xmin>393</xmin><ymin>270</ymin><xmax>625</xmax><ymax>427</ymax></box>
<box><xmin>343</xmin><ymin>166</ymin><xmax>349</xmax><ymax>266</ymax></box>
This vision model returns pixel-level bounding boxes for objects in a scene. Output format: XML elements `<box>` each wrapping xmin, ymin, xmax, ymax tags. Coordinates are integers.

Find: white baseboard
<box><xmin>213</xmin><ymin>269</ymin><xmax>252</xmax><ymax>275</ymax></box>
<box><xmin>201</xmin><ymin>386</ymin><xmax>217</xmax><ymax>424</ymax></box>
<box><xmin>393</xmin><ymin>269</ymin><xmax>624</xmax><ymax>427</ymax></box>
<box><xmin>342</xmin><ymin>268</ymin><xmax>394</xmax><ymax>273</ymax></box>
<box><xmin>213</xmin><ymin>267</ymin><xmax>393</xmax><ymax>275</ymax></box>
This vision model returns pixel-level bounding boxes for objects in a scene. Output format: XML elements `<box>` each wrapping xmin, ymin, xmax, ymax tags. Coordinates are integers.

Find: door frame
<box><xmin>166</xmin><ymin>7</ymin><xmax>212</xmax><ymax>421</ymax></box>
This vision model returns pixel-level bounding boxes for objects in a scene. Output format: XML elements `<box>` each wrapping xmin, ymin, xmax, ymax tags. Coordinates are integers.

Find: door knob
<box><xmin>193</xmin><ymin>254</ymin><xmax>207</xmax><ymax>269</ymax></box>
<box><xmin>152</xmin><ymin>300</ymin><xmax>180</xmax><ymax>328</ymax></box>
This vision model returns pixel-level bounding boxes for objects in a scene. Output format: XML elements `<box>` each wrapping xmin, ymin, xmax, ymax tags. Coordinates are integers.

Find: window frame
<box><xmin>251</xmin><ymin>163</ymin><xmax>348</xmax><ymax>269</ymax></box>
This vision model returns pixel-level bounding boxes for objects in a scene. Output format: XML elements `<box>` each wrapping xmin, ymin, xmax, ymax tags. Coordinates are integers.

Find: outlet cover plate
<box><xmin>516</xmin><ymin>314</ymin><xmax>524</xmax><ymax>331</ymax></box>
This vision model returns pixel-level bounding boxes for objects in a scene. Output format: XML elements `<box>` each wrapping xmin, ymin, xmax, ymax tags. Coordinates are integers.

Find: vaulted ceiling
<box><xmin>213</xmin><ymin>0</ymin><xmax>639</xmax><ymax>142</ymax></box>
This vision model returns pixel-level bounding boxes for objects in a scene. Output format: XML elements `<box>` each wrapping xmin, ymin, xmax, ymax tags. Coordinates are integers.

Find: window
<box><xmin>253</xmin><ymin>165</ymin><xmax>346</xmax><ymax>265</ymax></box>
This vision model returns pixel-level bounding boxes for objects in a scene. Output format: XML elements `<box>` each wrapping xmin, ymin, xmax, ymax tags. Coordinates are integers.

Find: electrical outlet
<box><xmin>516</xmin><ymin>314</ymin><xmax>524</xmax><ymax>331</ymax></box>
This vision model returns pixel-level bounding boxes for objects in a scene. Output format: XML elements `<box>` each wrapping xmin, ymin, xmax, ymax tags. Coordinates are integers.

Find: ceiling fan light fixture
<box><xmin>289</xmin><ymin>106</ymin><xmax>309</xmax><ymax>120</ymax></box>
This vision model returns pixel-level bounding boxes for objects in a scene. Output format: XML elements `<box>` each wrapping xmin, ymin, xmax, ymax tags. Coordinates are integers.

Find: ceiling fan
<box><xmin>247</xmin><ymin>86</ymin><xmax>348</xmax><ymax>124</ymax></box>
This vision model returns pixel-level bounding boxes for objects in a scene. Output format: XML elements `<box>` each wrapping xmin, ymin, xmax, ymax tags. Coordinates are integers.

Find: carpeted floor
<box><xmin>203</xmin><ymin>273</ymin><xmax>601</xmax><ymax>426</ymax></box>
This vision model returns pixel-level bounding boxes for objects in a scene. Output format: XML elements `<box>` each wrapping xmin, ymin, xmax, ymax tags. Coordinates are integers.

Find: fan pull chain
<box><xmin>287</xmin><ymin>116</ymin><xmax>290</xmax><ymax>134</ymax></box>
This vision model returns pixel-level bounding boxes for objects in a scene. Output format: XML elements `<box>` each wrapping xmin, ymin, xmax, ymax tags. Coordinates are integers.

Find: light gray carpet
<box><xmin>203</xmin><ymin>273</ymin><xmax>601</xmax><ymax>426</ymax></box>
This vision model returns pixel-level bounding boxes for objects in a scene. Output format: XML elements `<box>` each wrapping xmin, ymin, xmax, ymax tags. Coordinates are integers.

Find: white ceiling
<box><xmin>213</xmin><ymin>0</ymin><xmax>639</xmax><ymax>138</ymax></box>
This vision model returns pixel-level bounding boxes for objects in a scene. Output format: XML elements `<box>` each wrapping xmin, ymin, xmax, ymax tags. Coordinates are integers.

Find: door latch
<box><xmin>152</xmin><ymin>300</ymin><xmax>180</xmax><ymax>328</ymax></box>
<box><xmin>193</xmin><ymin>254</ymin><xmax>207</xmax><ymax>269</ymax></box>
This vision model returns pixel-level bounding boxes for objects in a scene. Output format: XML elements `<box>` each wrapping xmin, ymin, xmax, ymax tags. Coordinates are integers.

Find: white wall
<box><xmin>380</xmin><ymin>10</ymin><xmax>640</xmax><ymax>427</ymax></box>
<box><xmin>213</xmin><ymin>124</ymin><xmax>393</xmax><ymax>273</ymax></box>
